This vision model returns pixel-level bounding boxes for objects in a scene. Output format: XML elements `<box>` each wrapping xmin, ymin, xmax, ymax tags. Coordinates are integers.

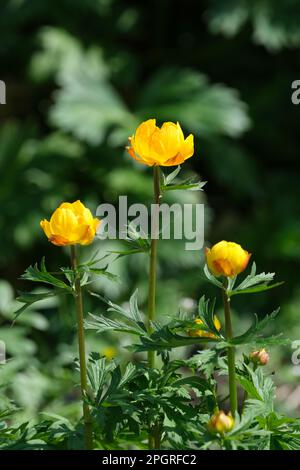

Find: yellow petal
<box><xmin>213</xmin><ymin>258</ymin><xmax>234</xmax><ymax>277</ymax></box>
<box><xmin>71</xmin><ymin>200</ymin><xmax>86</xmax><ymax>216</ymax></box>
<box><xmin>176</xmin><ymin>121</ymin><xmax>185</xmax><ymax>142</ymax></box>
<box><xmin>40</xmin><ymin>219</ymin><xmax>52</xmax><ymax>239</ymax></box>
<box><xmin>41</xmin><ymin>202</ymin><xmax>101</xmax><ymax>247</ymax></box>
<box><xmin>80</xmin><ymin>208</ymin><xmax>94</xmax><ymax>226</ymax></box>
<box><xmin>127</xmin><ymin>119</ymin><xmax>195</xmax><ymax>167</ymax></box>
<box><xmin>93</xmin><ymin>218</ymin><xmax>101</xmax><ymax>231</ymax></box>
<box><xmin>179</xmin><ymin>134</ymin><xmax>194</xmax><ymax>160</ymax></box>
<box><xmin>133</xmin><ymin>119</ymin><xmax>157</xmax><ymax>161</ymax></box>
<box><xmin>50</xmin><ymin>208</ymin><xmax>77</xmax><ymax>240</ymax></box>
<box><xmin>59</xmin><ymin>202</ymin><xmax>73</xmax><ymax>210</ymax></box>
<box><xmin>78</xmin><ymin>218</ymin><xmax>100</xmax><ymax>245</ymax></box>
<box><xmin>126</xmin><ymin>144</ymin><xmax>155</xmax><ymax>166</ymax></box>
<box><xmin>213</xmin><ymin>315</ymin><xmax>221</xmax><ymax>331</ymax></box>
<box><xmin>79</xmin><ymin>225</ymin><xmax>96</xmax><ymax>245</ymax></box>
<box><xmin>149</xmin><ymin>122</ymin><xmax>182</xmax><ymax>161</ymax></box>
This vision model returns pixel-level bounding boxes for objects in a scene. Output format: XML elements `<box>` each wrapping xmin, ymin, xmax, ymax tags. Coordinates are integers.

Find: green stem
<box><xmin>154</xmin><ymin>421</ymin><xmax>162</xmax><ymax>448</ymax></box>
<box><xmin>222</xmin><ymin>286</ymin><xmax>237</xmax><ymax>417</ymax></box>
<box><xmin>147</xmin><ymin>165</ymin><xmax>161</xmax><ymax>449</ymax></box>
<box><xmin>71</xmin><ymin>245</ymin><xmax>93</xmax><ymax>450</ymax></box>
<box><xmin>147</xmin><ymin>165</ymin><xmax>160</xmax><ymax>367</ymax></box>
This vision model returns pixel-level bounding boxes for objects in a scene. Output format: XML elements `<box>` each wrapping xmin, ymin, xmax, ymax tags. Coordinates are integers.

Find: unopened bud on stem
<box><xmin>249</xmin><ymin>348</ymin><xmax>269</xmax><ymax>366</ymax></box>
<box><xmin>207</xmin><ymin>410</ymin><xmax>234</xmax><ymax>435</ymax></box>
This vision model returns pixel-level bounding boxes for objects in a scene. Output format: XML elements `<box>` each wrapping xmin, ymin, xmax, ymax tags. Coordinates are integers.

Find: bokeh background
<box><xmin>0</xmin><ymin>0</ymin><xmax>300</xmax><ymax>424</ymax></box>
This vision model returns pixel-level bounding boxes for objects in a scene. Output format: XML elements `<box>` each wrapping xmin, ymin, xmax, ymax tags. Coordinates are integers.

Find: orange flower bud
<box><xmin>249</xmin><ymin>348</ymin><xmax>269</xmax><ymax>366</ymax></box>
<box><xmin>188</xmin><ymin>316</ymin><xmax>221</xmax><ymax>338</ymax></box>
<box><xmin>205</xmin><ymin>241</ymin><xmax>251</xmax><ymax>278</ymax></box>
<box><xmin>126</xmin><ymin>119</ymin><xmax>194</xmax><ymax>167</ymax></box>
<box><xmin>40</xmin><ymin>200</ymin><xmax>100</xmax><ymax>247</ymax></box>
<box><xmin>207</xmin><ymin>410</ymin><xmax>234</xmax><ymax>434</ymax></box>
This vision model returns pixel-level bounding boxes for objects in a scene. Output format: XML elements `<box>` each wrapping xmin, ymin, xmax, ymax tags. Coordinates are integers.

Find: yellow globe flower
<box><xmin>205</xmin><ymin>241</ymin><xmax>251</xmax><ymax>278</ymax></box>
<box><xmin>188</xmin><ymin>316</ymin><xmax>221</xmax><ymax>338</ymax></box>
<box><xmin>40</xmin><ymin>200</ymin><xmax>100</xmax><ymax>246</ymax></box>
<box><xmin>126</xmin><ymin>119</ymin><xmax>194</xmax><ymax>166</ymax></box>
<box><xmin>207</xmin><ymin>410</ymin><xmax>234</xmax><ymax>434</ymax></box>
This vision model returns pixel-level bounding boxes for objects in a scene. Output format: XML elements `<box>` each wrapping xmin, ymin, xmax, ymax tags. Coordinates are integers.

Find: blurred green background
<box><xmin>0</xmin><ymin>0</ymin><xmax>300</xmax><ymax>423</ymax></box>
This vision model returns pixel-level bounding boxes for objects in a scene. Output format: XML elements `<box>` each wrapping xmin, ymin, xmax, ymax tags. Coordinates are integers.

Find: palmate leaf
<box><xmin>87</xmin><ymin>356</ymin><xmax>116</xmax><ymax>405</ymax></box>
<box><xmin>203</xmin><ymin>261</ymin><xmax>283</xmax><ymax>296</ymax></box>
<box><xmin>14</xmin><ymin>258</ymin><xmax>73</xmax><ymax>320</ymax></box>
<box><xmin>118</xmin><ymin>363</ymin><xmax>143</xmax><ymax>388</ymax></box>
<box><xmin>87</xmin><ymin>313</ymin><xmax>221</xmax><ymax>352</ymax></box>
<box><xmin>101</xmin><ymin>363</ymin><xmax>145</xmax><ymax>408</ymax></box>
<box><xmin>188</xmin><ymin>349</ymin><xmax>220</xmax><ymax>379</ymax></box>
<box><xmin>162</xmin><ymin>165</ymin><xmax>182</xmax><ymax>186</ymax></box>
<box><xmin>80</xmin><ymin>249</ymin><xmax>110</xmax><ymax>267</ymax></box>
<box><xmin>79</xmin><ymin>264</ymin><xmax>118</xmax><ymax>283</ymax></box>
<box><xmin>131</xmin><ymin>325</ymin><xmax>221</xmax><ymax>353</ymax></box>
<box><xmin>109</xmin><ymin>225</ymin><xmax>151</xmax><ymax>259</ymax></box>
<box><xmin>234</xmin><ymin>262</ymin><xmax>272</xmax><ymax>289</ymax></box>
<box><xmin>61</xmin><ymin>257</ymin><xmax>117</xmax><ymax>285</ymax></box>
<box><xmin>252</xmin><ymin>412</ymin><xmax>300</xmax><ymax>450</ymax></box>
<box><xmin>109</xmin><ymin>243</ymin><xmax>150</xmax><ymax>258</ymax></box>
<box><xmin>161</xmin><ymin>166</ymin><xmax>206</xmax><ymax>193</ymax></box>
<box><xmin>230</xmin><ymin>282</ymin><xmax>284</xmax><ymax>296</ymax></box>
<box><xmin>88</xmin><ymin>290</ymin><xmax>222</xmax><ymax>352</ymax></box>
<box><xmin>237</xmin><ymin>366</ymin><xmax>276</xmax><ymax>414</ymax></box>
<box><xmin>21</xmin><ymin>258</ymin><xmax>73</xmax><ymax>293</ymax></box>
<box><xmin>228</xmin><ymin>308</ymin><xmax>288</xmax><ymax>346</ymax></box>
<box><xmin>85</xmin><ymin>289</ymin><xmax>146</xmax><ymax>335</ymax></box>
<box><xmin>238</xmin><ymin>377</ymin><xmax>262</xmax><ymax>402</ymax></box>
<box><xmin>243</xmin><ymin>398</ymin><xmax>269</xmax><ymax>418</ymax></box>
<box><xmin>14</xmin><ymin>290</ymin><xmax>62</xmax><ymax>321</ymax></box>
<box><xmin>105</xmin><ymin>289</ymin><xmax>145</xmax><ymax>325</ymax></box>
<box><xmin>85</xmin><ymin>314</ymin><xmax>144</xmax><ymax>336</ymax></box>
<box><xmin>171</xmin><ymin>376</ymin><xmax>213</xmax><ymax>393</ymax></box>
<box><xmin>128</xmin><ymin>289</ymin><xmax>144</xmax><ymax>324</ymax></box>
<box><xmin>162</xmin><ymin>179</ymin><xmax>206</xmax><ymax>193</ymax></box>
<box><xmin>228</xmin><ymin>263</ymin><xmax>284</xmax><ymax>297</ymax></box>
<box><xmin>77</xmin><ymin>251</ymin><xmax>118</xmax><ymax>282</ymax></box>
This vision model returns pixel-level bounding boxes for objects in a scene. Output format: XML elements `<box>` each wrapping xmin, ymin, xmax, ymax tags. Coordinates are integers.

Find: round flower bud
<box><xmin>207</xmin><ymin>411</ymin><xmax>234</xmax><ymax>435</ymax></box>
<box><xmin>205</xmin><ymin>240</ymin><xmax>251</xmax><ymax>278</ymax></box>
<box><xmin>249</xmin><ymin>348</ymin><xmax>269</xmax><ymax>366</ymax></box>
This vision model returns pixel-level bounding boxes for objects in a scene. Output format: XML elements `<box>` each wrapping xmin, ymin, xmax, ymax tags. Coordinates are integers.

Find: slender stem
<box><xmin>147</xmin><ymin>165</ymin><xmax>160</xmax><ymax>367</ymax></box>
<box><xmin>154</xmin><ymin>421</ymin><xmax>162</xmax><ymax>448</ymax></box>
<box><xmin>147</xmin><ymin>165</ymin><xmax>161</xmax><ymax>449</ymax></box>
<box><xmin>70</xmin><ymin>245</ymin><xmax>93</xmax><ymax>450</ymax></box>
<box><xmin>222</xmin><ymin>286</ymin><xmax>237</xmax><ymax>417</ymax></box>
